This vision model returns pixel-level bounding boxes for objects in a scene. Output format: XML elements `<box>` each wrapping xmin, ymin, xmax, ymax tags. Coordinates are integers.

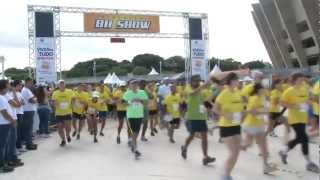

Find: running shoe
<box><xmin>60</xmin><ymin>140</ymin><xmax>66</xmax><ymax>147</ymax></box>
<box><xmin>8</xmin><ymin>160</ymin><xmax>24</xmax><ymax>168</ymax></box>
<box><xmin>76</xmin><ymin>134</ymin><xmax>80</xmax><ymax>140</ymax></box>
<box><xmin>141</xmin><ymin>137</ymin><xmax>148</xmax><ymax>142</ymax></box>
<box><xmin>181</xmin><ymin>146</ymin><xmax>187</xmax><ymax>159</ymax></box>
<box><xmin>135</xmin><ymin>151</ymin><xmax>141</xmax><ymax>159</ymax></box>
<box><xmin>100</xmin><ymin>132</ymin><xmax>104</xmax><ymax>136</ymax></box>
<box><xmin>151</xmin><ymin>131</ymin><xmax>155</xmax><ymax>136</ymax></box>
<box><xmin>203</xmin><ymin>156</ymin><xmax>216</xmax><ymax>166</ymax></box>
<box><xmin>94</xmin><ymin>138</ymin><xmax>98</xmax><ymax>143</ymax></box>
<box><xmin>67</xmin><ymin>137</ymin><xmax>71</xmax><ymax>143</ymax></box>
<box><xmin>263</xmin><ymin>163</ymin><xmax>278</xmax><ymax>174</ymax></box>
<box><xmin>169</xmin><ymin>138</ymin><xmax>175</xmax><ymax>144</ymax></box>
<box><xmin>278</xmin><ymin>151</ymin><xmax>288</xmax><ymax>164</ymax></box>
<box><xmin>72</xmin><ymin>131</ymin><xmax>77</xmax><ymax>137</ymax></box>
<box><xmin>116</xmin><ymin>136</ymin><xmax>121</xmax><ymax>144</ymax></box>
<box><xmin>0</xmin><ymin>165</ymin><xmax>14</xmax><ymax>173</ymax></box>
<box><xmin>153</xmin><ymin>128</ymin><xmax>158</xmax><ymax>133</ymax></box>
<box><xmin>306</xmin><ymin>162</ymin><xmax>320</xmax><ymax>173</ymax></box>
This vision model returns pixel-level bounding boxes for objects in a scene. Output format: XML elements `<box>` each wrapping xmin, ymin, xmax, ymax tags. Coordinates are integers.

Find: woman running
<box><xmin>241</xmin><ymin>83</ymin><xmax>277</xmax><ymax>174</ymax></box>
<box><xmin>72</xmin><ymin>84</ymin><xmax>88</xmax><ymax>140</ymax></box>
<box><xmin>279</xmin><ymin>72</ymin><xmax>319</xmax><ymax>173</ymax></box>
<box><xmin>214</xmin><ymin>72</ymin><xmax>244</xmax><ymax>180</ymax></box>
<box><xmin>113</xmin><ymin>83</ymin><xmax>128</xmax><ymax>144</ymax></box>
<box><xmin>87</xmin><ymin>92</ymin><xmax>100</xmax><ymax>143</ymax></box>
<box><xmin>147</xmin><ymin>82</ymin><xmax>158</xmax><ymax>136</ymax></box>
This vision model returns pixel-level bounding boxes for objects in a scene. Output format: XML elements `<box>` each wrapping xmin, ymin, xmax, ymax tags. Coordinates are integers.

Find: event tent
<box><xmin>148</xmin><ymin>68</ymin><xmax>159</xmax><ymax>75</ymax></box>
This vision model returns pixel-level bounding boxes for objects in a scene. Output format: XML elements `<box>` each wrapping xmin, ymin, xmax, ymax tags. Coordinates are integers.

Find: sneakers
<box><xmin>278</xmin><ymin>151</ymin><xmax>288</xmax><ymax>164</ymax></box>
<box><xmin>135</xmin><ymin>150</ymin><xmax>141</xmax><ymax>159</ymax></box>
<box><xmin>263</xmin><ymin>163</ymin><xmax>278</xmax><ymax>174</ymax></box>
<box><xmin>151</xmin><ymin>131</ymin><xmax>155</xmax><ymax>136</ymax></box>
<box><xmin>60</xmin><ymin>140</ymin><xmax>66</xmax><ymax>147</ymax></box>
<box><xmin>181</xmin><ymin>146</ymin><xmax>187</xmax><ymax>159</ymax></box>
<box><xmin>8</xmin><ymin>160</ymin><xmax>24</xmax><ymax>168</ymax></box>
<box><xmin>116</xmin><ymin>136</ymin><xmax>121</xmax><ymax>144</ymax></box>
<box><xmin>67</xmin><ymin>137</ymin><xmax>71</xmax><ymax>143</ymax></box>
<box><xmin>72</xmin><ymin>131</ymin><xmax>77</xmax><ymax>137</ymax></box>
<box><xmin>26</xmin><ymin>144</ymin><xmax>37</xmax><ymax>150</ymax></box>
<box><xmin>141</xmin><ymin>137</ymin><xmax>148</xmax><ymax>142</ymax></box>
<box><xmin>0</xmin><ymin>165</ymin><xmax>14</xmax><ymax>173</ymax></box>
<box><xmin>94</xmin><ymin>137</ymin><xmax>98</xmax><ymax>143</ymax></box>
<box><xmin>153</xmin><ymin>128</ymin><xmax>158</xmax><ymax>133</ymax></box>
<box><xmin>76</xmin><ymin>134</ymin><xmax>80</xmax><ymax>140</ymax></box>
<box><xmin>203</xmin><ymin>156</ymin><xmax>216</xmax><ymax>166</ymax></box>
<box><xmin>100</xmin><ymin>132</ymin><xmax>104</xmax><ymax>136</ymax></box>
<box><xmin>306</xmin><ymin>162</ymin><xmax>320</xmax><ymax>173</ymax></box>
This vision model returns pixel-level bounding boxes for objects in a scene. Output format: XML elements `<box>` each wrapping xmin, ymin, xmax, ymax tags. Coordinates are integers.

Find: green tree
<box><xmin>5</xmin><ymin>68</ymin><xmax>29</xmax><ymax>80</ymax></box>
<box><xmin>242</xmin><ymin>60</ymin><xmax>268</xmax><ymax>69</ymax></box>
<box><xmin>132</xmin><ymin>66</ymin><xmax>149</xmax><ymax>75</ymax></box>
<box><xmin>164</xmin><ymin>56</ymin><xmax>185</xmax><ymax>73</ymax></box>
<box><xmin>209</xmin><ymin>58</ymin><xmax>242</xmax><ymax>71</ymax></box>
<box><xmin>132</xmin><ymin>54</ymin><xmax>164</xmax><ymax>72</ymax></box>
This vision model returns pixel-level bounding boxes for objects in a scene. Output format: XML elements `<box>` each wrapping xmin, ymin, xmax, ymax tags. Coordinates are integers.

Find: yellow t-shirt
<box><xmin>243</xmin><ymin>95</ymin><xmax>265</xmax><ymax>127</ymax></box>
<box><xmin>312</xmin><ymin>81</ymin><xmax>320</xmax><ymax>115</ymax></box>
<box><xmin>113</xmin><ymin>89</ymin><xmax>126</xmax><ymax>111</ymax></box>
<box><xmin>163</xmin><ymin>93</ymin><xmax>182</xmax><ymax>118</ymax></box>
<box><xmin>177</xmin><ymin>85</ymin><xmax>187</xmax><ymax>101</ymax></box>
<box><xmin>281</xmin><ymin>86</ymin><xmax>309</xmax><ymax>124</ymax></box>
<box><xmin>269</xmin><ymin>89</ymin><xmax>282</xmax><ymax>113</ymax></box>
<box><xmin>216</xmin><ymin>88</ymin><xmax>244</xmax><ymax>127</ymax></box>
<box><xmin>148</xmin><ymin>90</ymin><xmax>158</xmax><ymax>111</ymax></box>
<box><xmin>240</xmin><ymin>83</ymin><xmax>254</xmax><ymax>98</ymax></box>
<box><xmin>87</xmin><ymin>100</ymin><xmax>100</xmax><ymax>114</ymax></box>
<box><xmin>72</xmin><ymin>91</ymin><xmax>89</xmax><ymax>114</ymax></box>
<box><xmin>201</xmin><ymin>87</ymin><xmax>212</xmax><ymax>101</ymax></box>
<box><xmin>282</xmin><ymin>83</ymin><xmax>291</xmax><ymax>92</ymax></box>
<box><xmin>52</xmin><ymin>89</ymin><xmax>74</xmax><ymax>116</ymax></box>
<box><xmin>97</xmin><ymin>91</ymin><xmax>110</xmax><ymax>111</ymax></box>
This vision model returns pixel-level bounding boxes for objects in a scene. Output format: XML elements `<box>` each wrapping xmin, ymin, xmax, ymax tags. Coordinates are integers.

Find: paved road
<box><xmin>1</xmin><ymin>121</ymin><xmax>319</xmax><ymax>180</ymax></box>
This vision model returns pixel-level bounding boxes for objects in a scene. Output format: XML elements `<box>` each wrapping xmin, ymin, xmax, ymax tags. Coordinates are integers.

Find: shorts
<box><xmin>242</xmin><ymin>126</ymin><xmax>265</xmax><ymax>135</ymax></box>
<box><xmin>117</xmin><ymin>111</ymin><xmax>126</xmax><ymax>119</ymax></box>
<box><xmin>128</xmin><ymin>118</ymin><xmax>142</xmax><ymax>133</ymax></box>
<box><xmin>170</xmin><ymin>118</ymin><xmax>180</xmax><ymax>126</ymax></box>
<box><xmin>73</xmin><ymin>113</ymin><xmax>85</xmax><ymax>120</ymax></box>
<box><xmin>98</xmin><ymin>111</ymin><xmax>108</xmax><ymax>119</ymax></box>
<box><xmin>188</xmin><ymin>120</ymin><xmax>208</xmax><ymax>133</ymax></box>
<box><xmin>180</xmin><ymin>102</ymin><xmax>187</xmax><ymax>111</ymax></box>
<box><xmin>56</xmin><ymin>115</ymin><xmax>72</xmax><ymax>124</ymax></box>
<box><xmin>220</xmin><ymin>126</ymin><xmax>241</xmax><ymax>138</ymax></box>
<box><xmin>269</xmin><ymin>112</ymin><xmax>282</xmax><ymax>121</ymax></box>
<box><xmin>149</xmin><ymin>110</ymin><xmax>158</xmax><ymax>116</ymax></box>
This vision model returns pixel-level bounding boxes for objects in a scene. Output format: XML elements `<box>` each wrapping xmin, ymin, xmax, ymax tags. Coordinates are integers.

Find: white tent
<box><xmin>209</xmin><ymin>65</ymin><xmax>222</xmax><ymax>76</ymax></box>
<box><xmin>148</xmin><ymin>68</ymin><xmax>159</xmax><ymax>75</ymax></box>
<box><xmin>105</xmin><ymin>73</ymin><xmax>124</xmax><ymax>85</ymax></box>
<box><xmin>103</xmin><ymin>73</ymin><xmax>112</xmax><ymax>84</ymax></box>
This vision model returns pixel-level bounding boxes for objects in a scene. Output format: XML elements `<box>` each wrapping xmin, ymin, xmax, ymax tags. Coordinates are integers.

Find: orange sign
<box><xmin>84</xmin><ymin>13</ymin><xmax>160</xmax><ymax>33</ymax></box>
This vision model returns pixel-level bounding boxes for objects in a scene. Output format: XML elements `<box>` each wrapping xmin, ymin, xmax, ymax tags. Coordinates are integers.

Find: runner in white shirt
<box><xmin>21</xmin><ymin>78</ymin><xmax>37</xmax><ymax>150</ymax></box>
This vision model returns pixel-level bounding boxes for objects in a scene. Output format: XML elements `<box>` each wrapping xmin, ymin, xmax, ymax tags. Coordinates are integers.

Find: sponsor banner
<box><xmin>191</xmin><ymin>40</ymin><xmax>208</xmax><ymax>80</ymax></box>
<box><xmin>84</xmin><ymin>13</ymin><xmax>160</xmax><ymax>33</ymax></box>
<box><xmin>35</xmin><ymin>37</ymin><xmax>57</xmax><ymax>83</ymax></box>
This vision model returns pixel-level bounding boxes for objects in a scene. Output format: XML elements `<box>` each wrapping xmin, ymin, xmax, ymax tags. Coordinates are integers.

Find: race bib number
<box><xmin>59</xmin><ymin>102</ymin><xmax>69</xmax><ymax>110</ymax></box>
<box><xmin>87</xmin><ymin>107</ymin><xmax>96</xmax><ymax>114</ymax></box>
<box><xmin>232</xmin><ymin>112</ymin><xmax>242</xmax><ymax>124</ymax></box>
<box><xmin>299</xmin><ymin>103</ymin><xmax>309</xmax><ymax>112</ymax></box>
<box><xmin>132</xmin><ymin>101</ymin><xmax>142</xmax><ymax>108</ymax></box>
<box><xmin>173</xmin><ymin>104</ymin><xmax>179</xmax><ymax>111</ymax></box>
<box><xmin>199</xmin><ymin>105</ymin><xmax>206</xmax><ymax>113</ymax></box>
<box><xmin>163</xmin><ymin>114</ymin><xmax>172</xmax><ymax>122</ymax></box>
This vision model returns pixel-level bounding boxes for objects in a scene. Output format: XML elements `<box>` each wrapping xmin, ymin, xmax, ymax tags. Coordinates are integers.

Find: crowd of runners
<box><xmin>0</xmin><ymin>70</ymin><xmax>319</xmax><ymax>180</ymax></box>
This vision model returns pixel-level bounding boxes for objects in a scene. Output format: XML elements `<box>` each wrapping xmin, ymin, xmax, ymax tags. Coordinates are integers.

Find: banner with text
<box><xmin>84</xmin><ymin>13</ymin><xmax>160</xmax><ymax>33</ymax></box>
<box><xmin>36</xmin><ymin>37</ymin><xmax>57</xmax><ymax>83</ymax></box>
<box><xmin>191</xmin><ymin>40</ymin><xmax>208</xmax><ymax>80</ymax></box>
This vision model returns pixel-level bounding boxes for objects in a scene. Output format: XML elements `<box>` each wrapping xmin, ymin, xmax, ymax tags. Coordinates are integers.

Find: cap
<box><xmin>58</xmin><ymin>79</ymin><xmax>65</xmax><ymax>84</ymax></box>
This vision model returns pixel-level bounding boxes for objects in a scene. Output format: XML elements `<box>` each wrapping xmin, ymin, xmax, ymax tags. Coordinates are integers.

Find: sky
<box><xmin>0</xmin><ymin>0</ymin><xmax>268</xmax><ymax>71</ymax></box>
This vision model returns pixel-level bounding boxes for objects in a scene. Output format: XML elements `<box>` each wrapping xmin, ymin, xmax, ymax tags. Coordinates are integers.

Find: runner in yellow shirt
<box><xmin>96</xmin><ymin>82</ymin><xmax>111</xmax><ymax>136</ymax></box>
<box><xmin>113</xmin><ymin>83</ymin><xmax>128</xmax><ymax>144</ymax></box>
<box><xmin>309</xmin><ymin>80</ymin><xmax>320</xmax><ymax>135</ymax></box>
<box><xmin>163</xmin><ymin>84</ymin><xmax>182</xmax><ymax>143</ymax></box>
<box><xmin>72</xmin><ymin>84</ymin><xmax>89</xmax><ymax>140</ymax></box>
<box><xmin>87</xmin><ymin>92</ymin><xmax>100</xmax><ymax>143</ymax></box>
<box><xmin>52</xmin><ymin>80</ymin><xmax>74</xmax><ymax>147</ymax></box>
<box><xmin>147</xmin><ymin>82</ymin><xmax>158</xmax><ymax>136</ymax></box>
<box><xmin>242</xmin><ymin>83</ymin><xmax>277</xmax><ymax>174</ymax></box>
<box><xmin>279</xmin><ymin>73</ymin><xmax>319</xmax><ymax>173</ymax></box>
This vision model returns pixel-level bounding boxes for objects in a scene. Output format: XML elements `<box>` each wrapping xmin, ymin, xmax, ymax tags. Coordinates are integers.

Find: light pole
<box><xmin>0</xmin><ymin>56</ymin><xmax>4</xmax><ymax>79</ymax></box>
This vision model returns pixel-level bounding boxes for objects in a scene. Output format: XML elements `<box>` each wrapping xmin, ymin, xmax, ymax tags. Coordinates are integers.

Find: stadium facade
<box><xmin>252</xmin><ymin>0</ymin><xmax>319</xmax><ymax>70</ymax></box>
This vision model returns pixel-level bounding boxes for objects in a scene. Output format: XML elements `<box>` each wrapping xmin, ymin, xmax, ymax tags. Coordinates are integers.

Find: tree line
<box><xmin>5</xmin><ymin>53</ymin><xmax>271</xmax><ymax>80</ymax></box>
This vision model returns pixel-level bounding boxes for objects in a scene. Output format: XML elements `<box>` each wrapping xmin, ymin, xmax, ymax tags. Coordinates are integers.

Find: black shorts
<box><xmin>117</xmin><ymin>111</ymin><xmax>126</xmax><ymax>119</ymax></box>
<box><xmin>220</xmin><ymin>126</ymin><xmax>241</xmax><ymax>138</ymax></box>
<box><xmin>56</xmin><ymin>115</ymin><xmax>72</xmax><ymax>124</ymax></box>
<box><xmin>128</xmin><ymin>118</ymin><xmax>142</xmax><ymax>133</ymax></box>
<box><xmin>107</xmin><ymin>104</ymin><xmax>115</xmax><ymax>111</ymax></box>
<box><xmin>73</xmin><ymin>113</ymin><xmax>85</xmax><ymax>120</ymax></box>
<box><xmin>269</xmin><ymin>112</ymin><xmax>282</xmax><ymax>121</ymax></box>
<box><xmin>188</xmin><ymin>120</ymin><xmax>208</xmax><ymax>133</ymax></box>
<box><xmin>170</xmin><ymin>118</ymin><xmax>180</xmax><ymax>126</ymax></box>
<box><xmin>149</xmin><ymin>110</ymin><xmax>158</xmax><ymax>116</ymax></box>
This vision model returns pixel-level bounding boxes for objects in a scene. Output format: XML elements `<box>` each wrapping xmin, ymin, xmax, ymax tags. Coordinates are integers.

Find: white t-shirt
<box><xmin>0</xmin><ymin>95</ymin><xmax>13</xmax><ymax>125</ymax></box>
<box><xmin>15</xmin><ymin>92</ymin><xmax>24</xmax><ymax>115</ymax></box>
<box><xmin>21</xmin><ymin>87</ymin><xmax>36</xmax><ymax>112</ymax></box>
<box><xmin>5</xmin><ymin>93</ymin><xmax>17</xmax><ymax>120</ymax></box>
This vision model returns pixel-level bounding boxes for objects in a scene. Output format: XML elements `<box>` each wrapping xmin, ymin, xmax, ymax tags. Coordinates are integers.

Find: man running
<box><xmin>113</xmin><ymin>82</ymin><xmax>128</xmax><ymax>144</ymax></box>
<box><xmin>72</xmin><ymin>84</ymin><xmax>88</xmax><ymax>140</ymax></box>
<box><xmin>52</xmin><ymin>80</ymin><xmax>74</xmax><ymax>147</ymax></box>
<box><xmin>123</xmin><ymin>80</ymin><xmax>148</xmax><ymax>159</ymax></box>
<box><xmin>97</xmin><ymin>83</ymin><xmax>111</xmax><ymax>136</ymax></box>
<box><xmin>181</xmin><ymin>75</ymin><xmax>215</xmax><ymax>165</ymax></box>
